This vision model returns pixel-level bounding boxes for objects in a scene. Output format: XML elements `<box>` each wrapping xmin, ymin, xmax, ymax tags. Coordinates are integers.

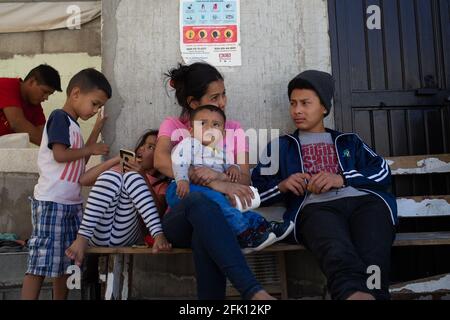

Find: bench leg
<box><xmin>276</xmin><ymin>252</ymin><xmax>288</xmax><ymax>300</ymax></box>
<box><xmin>104</xmin><ymin>253</ymin><xmax>132</xmax><ymax>300</ymax></box>
<box><xmin>121</xmin><ymin>254</ymin><xmax>132</xmax><ymax>300</ymax></box>
<box><xmin>81</xmin><ymin>254</ymin><xmax>101</xmax><ymax>300</ymax></box>
<box><xmin>105</xmin><ymin>254</ymin><xmax>124</xmax><ymax>300</ymax></box>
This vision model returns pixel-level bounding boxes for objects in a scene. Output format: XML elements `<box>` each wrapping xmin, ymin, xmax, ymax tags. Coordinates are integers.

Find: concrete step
<box><xmin>0</xmin><ymin>252</ymin><xmax>80</xmax><ymax>300</ymax></box>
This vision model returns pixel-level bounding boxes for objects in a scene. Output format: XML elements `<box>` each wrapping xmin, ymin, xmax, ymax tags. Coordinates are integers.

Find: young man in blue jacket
<box><xmin>252</xmin><ymin>70</ymin><xmax>397</xmax><ymax>300</ymax></box>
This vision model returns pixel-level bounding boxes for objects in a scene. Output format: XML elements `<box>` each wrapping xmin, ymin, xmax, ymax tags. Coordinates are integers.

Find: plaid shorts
<box><xmin>26</xmin><ymin>198</ymin><xmax>82</xmax><ymax>278</ymax></box>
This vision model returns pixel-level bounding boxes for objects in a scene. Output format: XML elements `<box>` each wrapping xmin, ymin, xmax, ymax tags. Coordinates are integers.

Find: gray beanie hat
<box><xmin>288</xmin><ymin>70</ymin><xmax>335</xmax><ymax>117</ymax></box>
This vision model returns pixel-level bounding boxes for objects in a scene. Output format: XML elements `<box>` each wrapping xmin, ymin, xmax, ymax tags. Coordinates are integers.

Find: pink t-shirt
<box><xmin>158</xmin><ymin>116</ymin><xmax>249</xmax><ymax>164</ymax></box>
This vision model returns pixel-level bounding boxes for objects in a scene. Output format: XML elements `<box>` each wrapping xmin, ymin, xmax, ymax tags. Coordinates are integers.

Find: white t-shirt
<box><xmin>34</xmin><ymin>109</ymin><xmax>85</xmax><ymax>205</ymax></box>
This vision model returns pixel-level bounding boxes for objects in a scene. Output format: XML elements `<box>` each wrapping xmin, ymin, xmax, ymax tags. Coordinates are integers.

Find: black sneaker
<box><xmin>269</xmin><ymin>220</ymin><xmax>294</xmax><ymax>242</ymax></box>
<box><xmin>239</xmin><ymin>230</ymin><xmax>277</xmax><ymax>254</ymax></box>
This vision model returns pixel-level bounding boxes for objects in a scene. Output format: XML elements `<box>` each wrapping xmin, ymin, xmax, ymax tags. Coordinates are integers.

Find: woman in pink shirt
<box><xmin>154</xmin><ymin>62</ymin><xmax>274</xmax><ymax>300</ymax></box>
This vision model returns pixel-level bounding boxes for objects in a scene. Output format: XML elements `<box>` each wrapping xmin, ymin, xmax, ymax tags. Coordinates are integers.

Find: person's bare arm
<box><xmin>3</xmin><ymin>106</ymin><xmax>43</xmax><ymax>145</ymax></box>
<box><xmin>79</xmin><ymin>155</ymin><xmax>121</xmax><ymax>186</ymax></box>
<box><xmin>236</xmin><ymin>152</ymin><xmax>251</xmax><ymax>186</ymax></box>
<box><xmin>84</xmin><ymin>112</ymin><xmax>107</xmax><ymax>163</ymax></box>
<box><xmin>37</xmin><ymin>125</ymin><xmax>44</xmax><ymax>140</ymax></box>
<box><xmin>208</xmin><ymin>180</ymin><xmax>255</xmax><ymax>209</ymax></box>
<box><xmin>52</xmin><ymin>143</ymin><xmax>108</xmax><ymax>164</ymax></box>
<box><xmin>189</xmin><ymin>167</ymin><xmax>229</xmax><ymax>186</ymax></box>
<box><xmin>154</xmin><ymin>136</ymin><xmax>175</xmax><ymax>179</ymax></box>
<box><xmin>188</xmin><ymin>151</ymin><xmax>251</xmax><ymax>186</ymax></box>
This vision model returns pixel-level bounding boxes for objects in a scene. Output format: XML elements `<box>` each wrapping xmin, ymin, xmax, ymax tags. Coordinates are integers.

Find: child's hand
<box><xmin>226</xmin><ymin>166</ymin><xmax>241</xmax><ymax>183</ymax></box>
<box><xmin>176</xmin><ymin>180</ymin><xmax>190</xmax><ymax>199</ymax></box>
<box><xmin>94</xmin><ymin>107</ymin><xmax>107</xmax><ymax>130</ymax></box>
<box><xmin>123</xmin><ymin>158</ymin><xmax>143</xmax><ymax>174</ymax></box>
<box><xmin>189</xmin><ymin>167</ymin><xmax>221</xmax><ymax>186</ymax></box>
<box><xmin>87</xmin><ymin>143</ymin><xmax>109</xmax><ymax>156</ymax></box>
<box><xmin>152</xmin><ymin>234</ymin><xmax>172</xmax><ymax>254</ymax></box>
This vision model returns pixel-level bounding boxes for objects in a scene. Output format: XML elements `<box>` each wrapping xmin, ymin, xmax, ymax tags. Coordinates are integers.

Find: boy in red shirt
<box><xmin>0</xmin><ymin>64</ymin><xmax>61</xmax><ymax>145</ymax></box>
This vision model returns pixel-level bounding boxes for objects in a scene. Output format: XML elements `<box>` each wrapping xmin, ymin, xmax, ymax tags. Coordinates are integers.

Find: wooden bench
<box><xmin>84</xmin><ymin>153</ymin><xmax>450</xmax><ymax>300</ymax></box>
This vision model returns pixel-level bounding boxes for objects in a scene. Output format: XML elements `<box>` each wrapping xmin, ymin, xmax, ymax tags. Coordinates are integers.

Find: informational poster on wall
<box><xmin>180</xmin><ymin>0</ymin><xmax>241</xmax><ymax>67</ymax></box>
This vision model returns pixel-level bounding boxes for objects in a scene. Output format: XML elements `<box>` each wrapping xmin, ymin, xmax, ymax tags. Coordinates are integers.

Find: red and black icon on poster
<box><xmin>183</xmin><ymin>25</ymin><xmax>238</xmax><ymax>44</ymax></box>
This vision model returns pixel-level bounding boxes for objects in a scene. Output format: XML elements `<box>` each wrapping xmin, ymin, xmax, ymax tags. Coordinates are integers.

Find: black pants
<box><xmin>298</xmin><ymin>195</ymin><xmax>395</xmax><ymax>300</ymax></box>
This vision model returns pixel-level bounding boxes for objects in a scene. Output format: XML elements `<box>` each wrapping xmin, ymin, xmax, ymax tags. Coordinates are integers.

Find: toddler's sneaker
<box><xmin>269</xmin><ymin>220</ymin><xmax>294</xmax><ymax>242</ymax></box>
<box><xmin>239</xmin><ymin>229</ymin><xmax>277</xmax><ymax>254</ymax></box>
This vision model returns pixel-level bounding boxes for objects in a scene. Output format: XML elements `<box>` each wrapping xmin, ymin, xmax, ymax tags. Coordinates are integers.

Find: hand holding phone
<box><xmin>120</xmin><ymin>149</ymin><xmax>136</xmax><ymax>172</ymax></box>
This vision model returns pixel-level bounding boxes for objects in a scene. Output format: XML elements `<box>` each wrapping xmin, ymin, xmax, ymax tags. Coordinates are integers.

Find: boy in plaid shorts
<box><xmin>21</xmin><ymin>69</ymin><xmax>112</xmax><ymax>300</ymax></box>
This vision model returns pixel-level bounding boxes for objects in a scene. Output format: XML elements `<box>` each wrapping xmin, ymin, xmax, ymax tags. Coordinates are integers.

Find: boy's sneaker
<box><xmin>269</xmin><ymin>220</ymin><xmax>295</xmax><ymax>242</ymax></box>
<box><xmin>239</xmin><ymin>229</ymin><xmax>277</xmax><ymax>254</ymax></box>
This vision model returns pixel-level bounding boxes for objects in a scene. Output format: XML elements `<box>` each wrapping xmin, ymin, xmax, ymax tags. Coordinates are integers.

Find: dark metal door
<box><xmin>329</xmin><ymin>0</ymin><xmax>450</xmax><ymax>282</ymax></box>
<box><xmin>329</xmin><ymin>0</ymin><xmax>450</xmax><ymax>156</ymax></box>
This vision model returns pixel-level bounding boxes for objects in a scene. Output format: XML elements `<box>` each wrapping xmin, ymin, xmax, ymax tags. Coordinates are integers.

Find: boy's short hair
<box><xmin>24</xmin><ymin>64</ymin><xmax>62</xmax><ymax>92</ymax></box>
<box><xmin>66</xmin><ymin>68</ymin><xmax>112</xmax><ymax>98</ymax></box>
<box><xmin>190</xmin><ymin>104</ymin><xmax>226</xmax><ymax>123</ymax></box>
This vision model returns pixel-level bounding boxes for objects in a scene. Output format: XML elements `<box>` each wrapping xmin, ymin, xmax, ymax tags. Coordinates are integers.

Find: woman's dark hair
<box><xmin>165</xmin><ymin>62</ymin><xmax>224</xmax><ymax>118</ymax></box>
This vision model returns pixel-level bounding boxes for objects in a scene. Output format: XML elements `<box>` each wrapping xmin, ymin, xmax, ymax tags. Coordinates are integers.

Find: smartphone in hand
<box><xmin>120</xmin><ymin>149</ymin><xmax>136</xmax><ymax>172</ymax></box>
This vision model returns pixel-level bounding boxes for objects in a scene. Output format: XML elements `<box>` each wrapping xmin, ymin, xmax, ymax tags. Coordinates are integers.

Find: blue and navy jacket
<box><xmin>252</xmin><ymin>129</ymin><xmax>398</xmax><ymax>244</ymax></box>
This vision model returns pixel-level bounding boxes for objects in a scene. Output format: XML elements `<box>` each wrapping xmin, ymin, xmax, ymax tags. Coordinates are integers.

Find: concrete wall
<box><xmin>0</xmin><ymin>1</ymin><xmax>102</xmax><ymax>140</ymax></box>
<box><xmin>0</xmin><ymin>252</ymin><xmax>81</xmax><ymax>300</ymax></box>
<box><xmin>0</xmin><ymin>172</ymin><xmax>38</xmax><ymax>240</ymax></box>
<box><xmin>101</xmin><ymin>0</ymin><xmax>331</xmax><ymax>299</ymax></box>
<box><xmin>0</xmin><ymin>148</ymin><xmax>98</xmax><ymax>239</ymax></box>
<box><xmin>0</xmin><ymin>17</ymin><xmax>101</xmax><ymax>58</ymax></box>
<box><xmin>102</xmin><ymin>0</ymin><xmax>332</xmax><ymax>155</ymax></box>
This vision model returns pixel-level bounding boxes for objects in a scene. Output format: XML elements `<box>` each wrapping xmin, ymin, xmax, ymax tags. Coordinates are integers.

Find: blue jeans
<box><xmin>162</xmin><ymin>192</ymin><xmax>263</xmax><ymax>300</ymax></box>
<box><xmin>166</xmin><ymin>182</ymin><xmax>266</xmax><ymax>235</ymax></box>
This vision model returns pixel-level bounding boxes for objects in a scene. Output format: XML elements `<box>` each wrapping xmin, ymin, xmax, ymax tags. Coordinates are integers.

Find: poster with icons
<box><xmin>180</xmin><ymin>0</ymin><xmax>241</xmax><ymax>67</ymax></box>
